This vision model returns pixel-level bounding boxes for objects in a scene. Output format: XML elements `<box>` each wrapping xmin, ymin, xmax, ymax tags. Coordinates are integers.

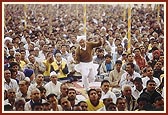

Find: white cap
<box><xmin>34</xmin><ymin>47</ymin><xmax>40</xmax><ymax>51</ymax></box>
<box><xmin>4</xmin><ymin>37</ymin><xmax>12</xmax><ymax>42</ymax></box>
<box><xmin>150</xmin><ymin>36</ymin><xmax>155</xmax><ymax>40</ymax></box>
<box><xmin>24</xmin><ymin>77</ymin><xmax>30</xmax><ymax>82</ymax></box>
<box><xmin>77</xmin><ymin>35</ymin><xmax>86</xmax><ymax>43</ymax></box>
<box><xmin>50</xmin><ymin>71</ymin><xmax>57</xmax><ymax>77</ymax></box>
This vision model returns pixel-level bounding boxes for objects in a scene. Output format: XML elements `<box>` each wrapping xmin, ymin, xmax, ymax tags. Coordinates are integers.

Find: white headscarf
<box><xmin>77</xmin><ymin>35</ymin><xmax>86</xmax><ymax>43</ymax></box>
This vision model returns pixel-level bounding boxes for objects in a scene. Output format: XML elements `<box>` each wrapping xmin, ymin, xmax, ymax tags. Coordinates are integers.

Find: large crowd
<box><xmin>3</xmin><ymin>3</ymin><xmax>165</xmax><ymax>111</ymax></box>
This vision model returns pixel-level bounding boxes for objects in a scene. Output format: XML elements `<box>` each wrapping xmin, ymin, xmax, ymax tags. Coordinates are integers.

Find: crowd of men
<box><xmin>3</xmin><ymin>3</ymin><xmax>165</xmax><ymax>111</ymax></box>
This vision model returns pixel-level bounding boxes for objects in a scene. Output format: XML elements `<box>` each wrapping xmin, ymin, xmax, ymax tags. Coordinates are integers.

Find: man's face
<box><xmin>134</xmin><ymin>81</ymin><xmax>142</xmax><ymax>91</ymax></box>
<box><xmin>147</xmin><ymin>82</ymin><xmax>156</xmax><ymax>92</ymax></box>
<box><xmin>105</xmin><ymin>57</ymin><xmax>111</xmax><ymax>64</ymax></box>
<box><xmin>12</xmin><ymin>65</ymin><xmax>19</xmax><ymax>72</ymax></box>
<box><xmin>117</xmin><ymin>99</ymin><xmax>126</xmax><ymax>111</ymax></box>
<box><xmin>67</xmin><ymin>90</ymin><xmax>76</xmax><ymax>101</ymax></box>
<box><xmin>140</xmin><ymin>46</ymin><xmax>145</xmax><ymax>53</ymax></box>
<box><xmin>101</xmin><ymin>82</ymin><xmax>110</xmax><ymax>93</ymax></box>
<box><xmin>28</xmin><ymin>55</ymin><xmax>35</xmax><ymax>63</ymax></box>
<box><xmin>104</xmin><ymin>98</ymin><xmax>113</xmax><ymax>106</ymax></box>
<box><xmin>146</xmin><ymin>67</ymin><xmax>153</xmax><ymax>77</ymax></box>
<box><xmin>89</xmin><ymin>90</ymin><xmax>98</xmax><ymax>101</ymax></box>
<box><xmin>4</xmin><ymin>70</ymin><xmax>11</xmax><ymax>80</ymax></box>
<box><xmin>48</xmin><ymin>96</ymin><xmax>58</xmax><ymax>107</ymax></box>
<box><xmin>31</xmin><ymin>90</ymin><xmax>41</xmax><ymax>101</ymax></box>
<box><xmin>155</xmin><ymin>61</ymin><xmax>162</xmax><ymax>70</ymax></box>
<box><xmin>126</xmin><ymin>65</ymin><xmax>133</xmax><ymax>74</ymax></box>
<box><xmin>36</xmin><ymin>74</ymin><xmax>44</xmax><ymax>83</ymax></box>
<box><xmin>60</xmin><ymin>98</ymin><xmax>71</xmax><ymax>111</ymax></box>
<box><xmin>80</xmin><ymin>102</ymin><xmax>88</xmax><ymax>111</ymax></box>
<box><xmin>117</xmin><ymin>45</ymin><xmax>123</xmax><ymax>54</ymax></box>
<box><xmin>134</xmin><ymin>49</ymin><xmax>141</xmax><ymax>56</ymax></box>
<box><xmin>123</xmin><ymin>87</ymin><xmax>132</xmax><ymax>97</ymax></box>
<box><xmin>55</xmin><ymin>55</ymin><xmax>62</xmax><ymax>62</ymax></box>
<box><xmin>116</xmin><ymin>63</ymin><xmax>122</xmax><ymax>70</ymax></box>
<box><xmin>96</xmin><ymin>88</ymin><xmax>102</xmax><ymax>100</ymax></box>
<box><xmin>127</xmin><ymin>54</ymin><xmax>134</xmax><ymax>62</ymax></box>
<box><xmin>19</xmin><ymin>81</ymin><xmax>28</xmax><ymax>94</ymax></box>
<box><xmin>61</xmin><ymin>84</ymin><xmax>68</xmax><ymax>96</ymax></box>
<box><xmin>79</xmin><ymin>39</ymin><xmax>86</xmax><ymax>48</ymax></box>
<box><xmin>7</xmin><ymin>89</ymin><xmax>16</xmax><ymax>100</ymax></box>
<box><xmin>50</xmin><ymin>75</ymin><xmax>57</xmax><ymax>84</ymax></box>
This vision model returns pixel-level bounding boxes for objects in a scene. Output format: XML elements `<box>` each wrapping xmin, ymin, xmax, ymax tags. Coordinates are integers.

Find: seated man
<box><xmin>85</xmin><ymin>88</ymin><xmax>104</xmax><ymax>111</ymax></box>
<box><xmin>99</xmin><ymin>54</ymin><xmax>114</xmax><ymax>80</ymax></box>
<box><xmin>50</xmin><ymin>53</ymin><xmax>69</xmax><ymax>82</ymax></box>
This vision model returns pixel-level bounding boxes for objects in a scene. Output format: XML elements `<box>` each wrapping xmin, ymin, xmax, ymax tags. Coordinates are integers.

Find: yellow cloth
<box><xmin>51</xmin><ymin>61</ymin><xmax>67</xmax><ymax>78</ymax></box>
<box><xmin>43</xmin><ymin>60</ymin><xmax>52</xmax><ymax>77</ymax></box>
<box><xmin>20</xmin><ymin>60</ymin><xmax>26</xmax><ymax>70</ymax></box>
<box><xmin>85</xmin><ymin>99</ymin><xmax>104</xmax><ymax>111</ymax></box>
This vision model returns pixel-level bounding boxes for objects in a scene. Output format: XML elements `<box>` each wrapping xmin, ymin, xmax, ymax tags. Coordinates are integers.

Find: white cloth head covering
<box><xmin>24</xmin><ymin>77</ymin><xmax>30</xmax><ymax>82</ymax></box>
<box><xmin>77</xmin><ymin>35</ymin><xmax>86</xmax><ymax>43</ymax></box>
<box><xmin>4</xmin><ymin>37</ymin><xmax>12</xmax><ymax>43</ymax></box>
<box><xmin>50</xmin><ymin>71</ymin><xmax>57</xmax><ymax>77</ymax></box>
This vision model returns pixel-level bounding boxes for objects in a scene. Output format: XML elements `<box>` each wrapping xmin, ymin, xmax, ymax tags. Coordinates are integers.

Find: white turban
<box><xmin>77</xmin><ymin>35</ymin><xmax>86</xmax><ymax>43</ymax></box>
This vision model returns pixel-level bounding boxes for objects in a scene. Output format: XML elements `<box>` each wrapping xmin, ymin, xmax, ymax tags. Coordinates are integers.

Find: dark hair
<box><xmin>117</xmin><ymin>44</ymin><xmax>123</xmax><ymax>47</ymax></box>
<box><xmin>133</xmin><ymin>77</ymin><xmax>143</xmax><ymax>84</ymax></box>
<box><xmin>70</xmin><ymin>46</ymin><xmax>76</xmax><ymax>50</ymax></box>
<box><xmin>47</xmin><ymin>93</ymin><xmax>57</xmax><ymax>100</ymax></box>
<box><xmin>67</xmin><ymin>88</ymin><xmax>76</xmax><ymax>94</ymax></box>
<box><xmin>127</xmin><ymin>53</ymin><xmax>133</xmax><ymax>58</ymax></box>
<box><xmin>87</xmin><ymin>88</ymin><xmax>97</xmax><ymax>96</ymax></box>
<box><xmin>98</xmin><ymin>48</ymin><xmax>104</xmax><ymax>52</ymax></box>
<box><xmin>115</xmin><ymin>60</ymin><xmax>122</xmax><ymax>65</ymax></box>
<box><xmin>7</xmin><ymin>56</ymin><xmax>15</xmax><ymax>60</ymax></box>
<box><xmin>61</xmin><ymin>44</ymin><xmax>67</xmax><ymax>48</ymax></box>
<box><xmin>78</xmin><ymin>101</ymin><xmax>87</xmax><ymax>105</ymax></box>
<box><xmin>133</xmin><ymin>47</ymin><xmax>141</xmax><ymax>53</ymax></box>
<box><xmin>115</xmin><ymin>38</ymin><xmax>121</xmax><ymax>42</ymax></box>
<box><xmin>31</xmin><ymin>102</ymin><xmax>43</xmax><ymax>111</ymax></box>
<box><xmin>116</xmin><ymin>97</ymin><xmax>125</xmax><ymax>105</ymax></box>
<box><xmin>137</xmin><ymin>97</ymin><xmax>150</xmax><ymax>104</ymax></box>
<box><xmin>38</xmin><ymin>86</ymin><xmax>46</xmax><ymax>93</ymax></box>
<box><xmin>146</xmin><ymin>79</ymin><xmax>156</xmax><ymax>86</ymax></box>
<box><xmin>9</xmin><ymin>62</ymin><xmax>19</xmax><ymax>68</ymax></box>
<box><xmin>104</xmin><ymin>54</ymin><xmax>112</xmax><ymax>59</ymax></box>
<box><xmin>101</xmin><ymin>79</ymin><xmax>110</xmax><ymax>86</ymax></box>
<box><xmin>126</xmin><ymin>62</ymin><xmax>134</xmax><ymax>69</ymax></box>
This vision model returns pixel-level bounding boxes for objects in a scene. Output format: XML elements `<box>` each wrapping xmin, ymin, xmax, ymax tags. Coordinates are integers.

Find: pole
<box><xmin>127</xmin><ymin>5</ymin><xmax>131</xmax><ymax>53</ymax></box>
<box><xmin>49</xmin><ymin>5</ymin><xmax>52</xmax><ymax>35</ymax></box>
<box><xmin>24</xmin><ymin>4</ymin><xmax>27</xmax><ymax>29</ymax></box>
<box><xmin>157</xmin><ymin>4</ymin><xmax>160</xmax><ymax>23</ymax></box>
<box><xmin>83</xmin><ymin>4</ymin><xmax>86</xmax><ymax>36</ymax></box>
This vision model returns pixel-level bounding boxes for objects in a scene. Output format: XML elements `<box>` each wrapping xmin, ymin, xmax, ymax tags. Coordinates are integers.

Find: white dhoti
<box><xmin>74</xmin><ymin>61</ymin><xmax>99</xmax><ymax>90</ymax></box>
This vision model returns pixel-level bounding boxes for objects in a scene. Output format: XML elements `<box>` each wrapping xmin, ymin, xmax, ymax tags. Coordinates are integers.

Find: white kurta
<box><xmin>44</xmin><ymin>81</ymin><xmax>62</xmax><ymax>96</ymax></box>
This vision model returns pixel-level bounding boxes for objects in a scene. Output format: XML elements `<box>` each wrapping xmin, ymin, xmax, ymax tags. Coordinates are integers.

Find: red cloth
<box><xmin>152</xmin><ymin>50</ymin><xmax>160</xmax><ymax>57</ymax></box>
